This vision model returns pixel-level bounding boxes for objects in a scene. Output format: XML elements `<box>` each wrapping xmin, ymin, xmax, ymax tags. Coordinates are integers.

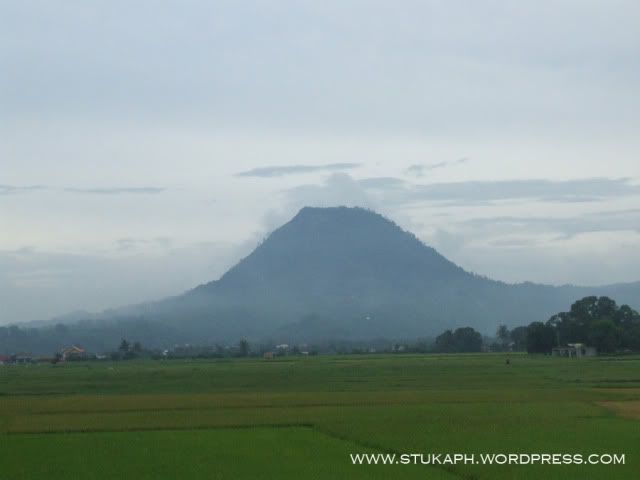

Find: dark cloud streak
<box><xmin>0</xmin><ymin>185</ymin><xmax>165</xmax><ymax>196</ymax></box>
<box><xmin>457</xmin><ymin>210</ymin><xmax>640</xmax><ymax>240</ymax></box>
<box><xmin>355</xmin><ymin>176</ymin><xmax>640</xmax><ymax>206</ymax></box>
<box><xmin>405</xmin><ymin>158</ymin><xmax>468</xmax><ymax>177</ymax></box>
<box><xmin>63</xmin><ymin>187</ymin><xmax>165</xmax><ymax>195</ymax></box>
<box><xmin>236</xmin><ymin>163</ymin><xmax>361</xmax><ymax>178</ymax></box>
<box><xmin>409</xmin><ymin>177</ymin><xmax>640</xmax><ymax>205</ymax></box>
<box><xmin>0</xmin><ymin>184</ymin><xmax>48</xmax><ymax>195</ymax></box>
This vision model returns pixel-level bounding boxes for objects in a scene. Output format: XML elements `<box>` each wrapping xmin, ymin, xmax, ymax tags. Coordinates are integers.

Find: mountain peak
<box><xmin>213</xmin><ymin>205</ymin><xmax>467</xmax><ymax>298</ymax></box>
<box><xmin>290</xmin><ymin>205</ymin><xmax>385</xmax><ymax>225</ymax></box>
<box><xmin>286</xmin><ymin>205</ymin><xmax>404</xmax><ymax>235</ymax></box>
<box><xmin>294</xmin><ymin>205</ymin><xmax>374</xmax><ymax>217</ymax></box>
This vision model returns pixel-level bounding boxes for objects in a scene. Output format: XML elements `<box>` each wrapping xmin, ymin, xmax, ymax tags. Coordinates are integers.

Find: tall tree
<box><xmin>118</xmin><ymin>339</ymin><xmax>130</xmax><ymax>353</ymax></box>
<box><xmin>526</xmin><ymin>322</ymin><xmax>555</xmax><ymax>353</ymax></box>
<box><xmin>238</xmin><ymin>339</ymin><xmax>250</xmax><ymax>357</ymax></box>
<box><xmin>509</xmin><ymin>326</ymin><xmax>528</xmax><ymax>351</ymax></box>
<box><xmin>453</xmin><ymin>327</ymin><xmax>483</xmax><ymax>352</ymax></box>
<box><xmin>435</xmin><ymin>330</ymin><xmax>454</xmax><ymax>352</ymax></box>
<box><xmin>588</xmin><ymin>319</ymin><xmax>619</xmax><ymax>353</ymax></box>
<box><xmin>497</xmin><ymin>325</ymin><xmax>510</xmax><ymax>348</ymax></box>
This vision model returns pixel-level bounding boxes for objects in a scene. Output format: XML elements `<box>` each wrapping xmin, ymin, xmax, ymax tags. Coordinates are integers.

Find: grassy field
<box><xmin>1</xmin><ymin>353</ymin><xmax>639</xmax><ymax>479</ymax></box>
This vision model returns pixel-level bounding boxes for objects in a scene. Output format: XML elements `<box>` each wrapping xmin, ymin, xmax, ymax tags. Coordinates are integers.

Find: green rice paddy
<box><xmin>1</xmin><ymin>353</ymin><xmax>639</xmax><ymax>479</ymax></box>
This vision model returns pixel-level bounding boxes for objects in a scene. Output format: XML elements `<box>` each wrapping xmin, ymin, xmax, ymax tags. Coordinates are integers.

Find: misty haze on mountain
<box><xmin>4</xmin><ymin>207</ymin><xmax>638</xmax><ymax>354</ymax></box>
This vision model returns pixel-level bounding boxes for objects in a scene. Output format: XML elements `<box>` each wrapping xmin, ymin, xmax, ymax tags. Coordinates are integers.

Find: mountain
<box><xmin>4</xmin><ymin>206</ymin><xmax>640</xmax><ymax>352</ymax></box>
<box><xmin>107</xmin><ymin>206</ymin><xmax>640</xmax><ymax>340</ymax></box>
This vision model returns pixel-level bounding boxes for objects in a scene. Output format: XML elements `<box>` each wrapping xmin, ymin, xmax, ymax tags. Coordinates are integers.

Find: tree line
<box><xmin>3</xmin><ymin>296</ymin><xmax>639</xmax><ymax>358</ymax></box>
<box><xmin>512</xmin><ymin>296</ymin><xmax>640</xmax><ymax>354</ymax></box>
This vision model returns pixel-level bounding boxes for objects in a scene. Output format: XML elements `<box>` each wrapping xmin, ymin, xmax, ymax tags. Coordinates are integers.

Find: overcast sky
<box><xmin>2</xmin><ymin>1</ymin><xmax>639</xmax><ymax>324</ymax></box>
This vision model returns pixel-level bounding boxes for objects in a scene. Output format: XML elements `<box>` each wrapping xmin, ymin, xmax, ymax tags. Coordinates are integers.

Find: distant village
<box><xmin>0</xmin><ymin>334</ymin><xmax>601</xmax><ymax>366</ymax></box>
<box><xmin>0</xmin><ymin>345</ymin><xmax>103</xmax><ymax>365</ymax></box>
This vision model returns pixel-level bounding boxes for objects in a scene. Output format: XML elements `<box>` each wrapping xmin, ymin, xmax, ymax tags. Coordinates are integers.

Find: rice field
<box><xmin>1</xmin><ymin>353</ymin><xmax>639</xmax><ymax>479</ymax></box>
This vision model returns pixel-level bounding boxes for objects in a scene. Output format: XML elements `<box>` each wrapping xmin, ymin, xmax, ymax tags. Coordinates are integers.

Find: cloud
<box><xmin>487</xmin><ymin>237</ymin><xmax>541</xmax><ymax>248</ymax></box>
<box><xmin>236</xmin><ymin>163</ymin><xmax>361</xmax><ymax>178</ymax></box>
<box><xmin>115</xmin><ymin>237</ymin><xmax>173</xmax><ymax>252</ymax></box>
<box><xmin>0</xmin><ymin>185</ymin><xmax>165</xmax><ymax>196</ymax></box>
<box><xmin>458</xmin><ymin>210</ymin><xmax>640</xmax><ymax>240</ymax></box>
<box><xmin>352</xmin><ymin>177</ymin><xmax>640</xmax><ymax>206</ymax></box>
<box><xmin>0</xmin><ymin>240</ymin><xmax>246</xmax><ymax>324</ymax></box>
<box><xmin>426</xmin><ymin>211</ymin><xmax>640</xmax><ymax>286</ymax></box>
<box><xmin>423</xmin><ymin>209</ymin><xmax>640</xmax><ymax>275</ymax></box>
<box><xmin>431</xmin><ymin>228</ymin><xmax>467</xmax><ymax>254</ymax></box>
<box><xmin>10</xmin><ymin>246</ymin><xmax>37</xmax><ymax>255</ymax></box>
<box><xmin>269</xmin><ymin>174</ymin><xmax>640</xmax><ymax>243</ymax></box>
<box><xmin>405</xmin><ymin>158</ymin><xmax>469</xmax><ymax>177</ymax></box>
<box><xmin>410</xmin><ymin>178</ymin><xmax>640</xmax><ymax>205</ymax></box>
<box><xmin>358</xmin><ymin>177</ymin><xmax>406</xmax><ymax>189</ymax></box>
<box><xmin>256</xmin><ymin>173</ymin><xmax>376</xmax><ymax>233</ymax></box>
<box><xmin>284</xmin><ymin>173</ymin><xmax>373</xmax><ymax>208</ymax></box>
<box><xmin>269</xmin><ymin>173</ymin><xmax>420</xmax><ymax>234</ymax></box>
<box><xmin>4</xmin><ymin>2</ymin><xmax>638</xmax><ymax>139</ymax></box>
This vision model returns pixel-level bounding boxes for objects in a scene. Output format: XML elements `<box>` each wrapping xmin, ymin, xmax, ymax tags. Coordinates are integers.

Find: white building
<box><xmin>552</xmin><ymin>343</ymin><xmax>597</xmax><ymax>358</ymax></box>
